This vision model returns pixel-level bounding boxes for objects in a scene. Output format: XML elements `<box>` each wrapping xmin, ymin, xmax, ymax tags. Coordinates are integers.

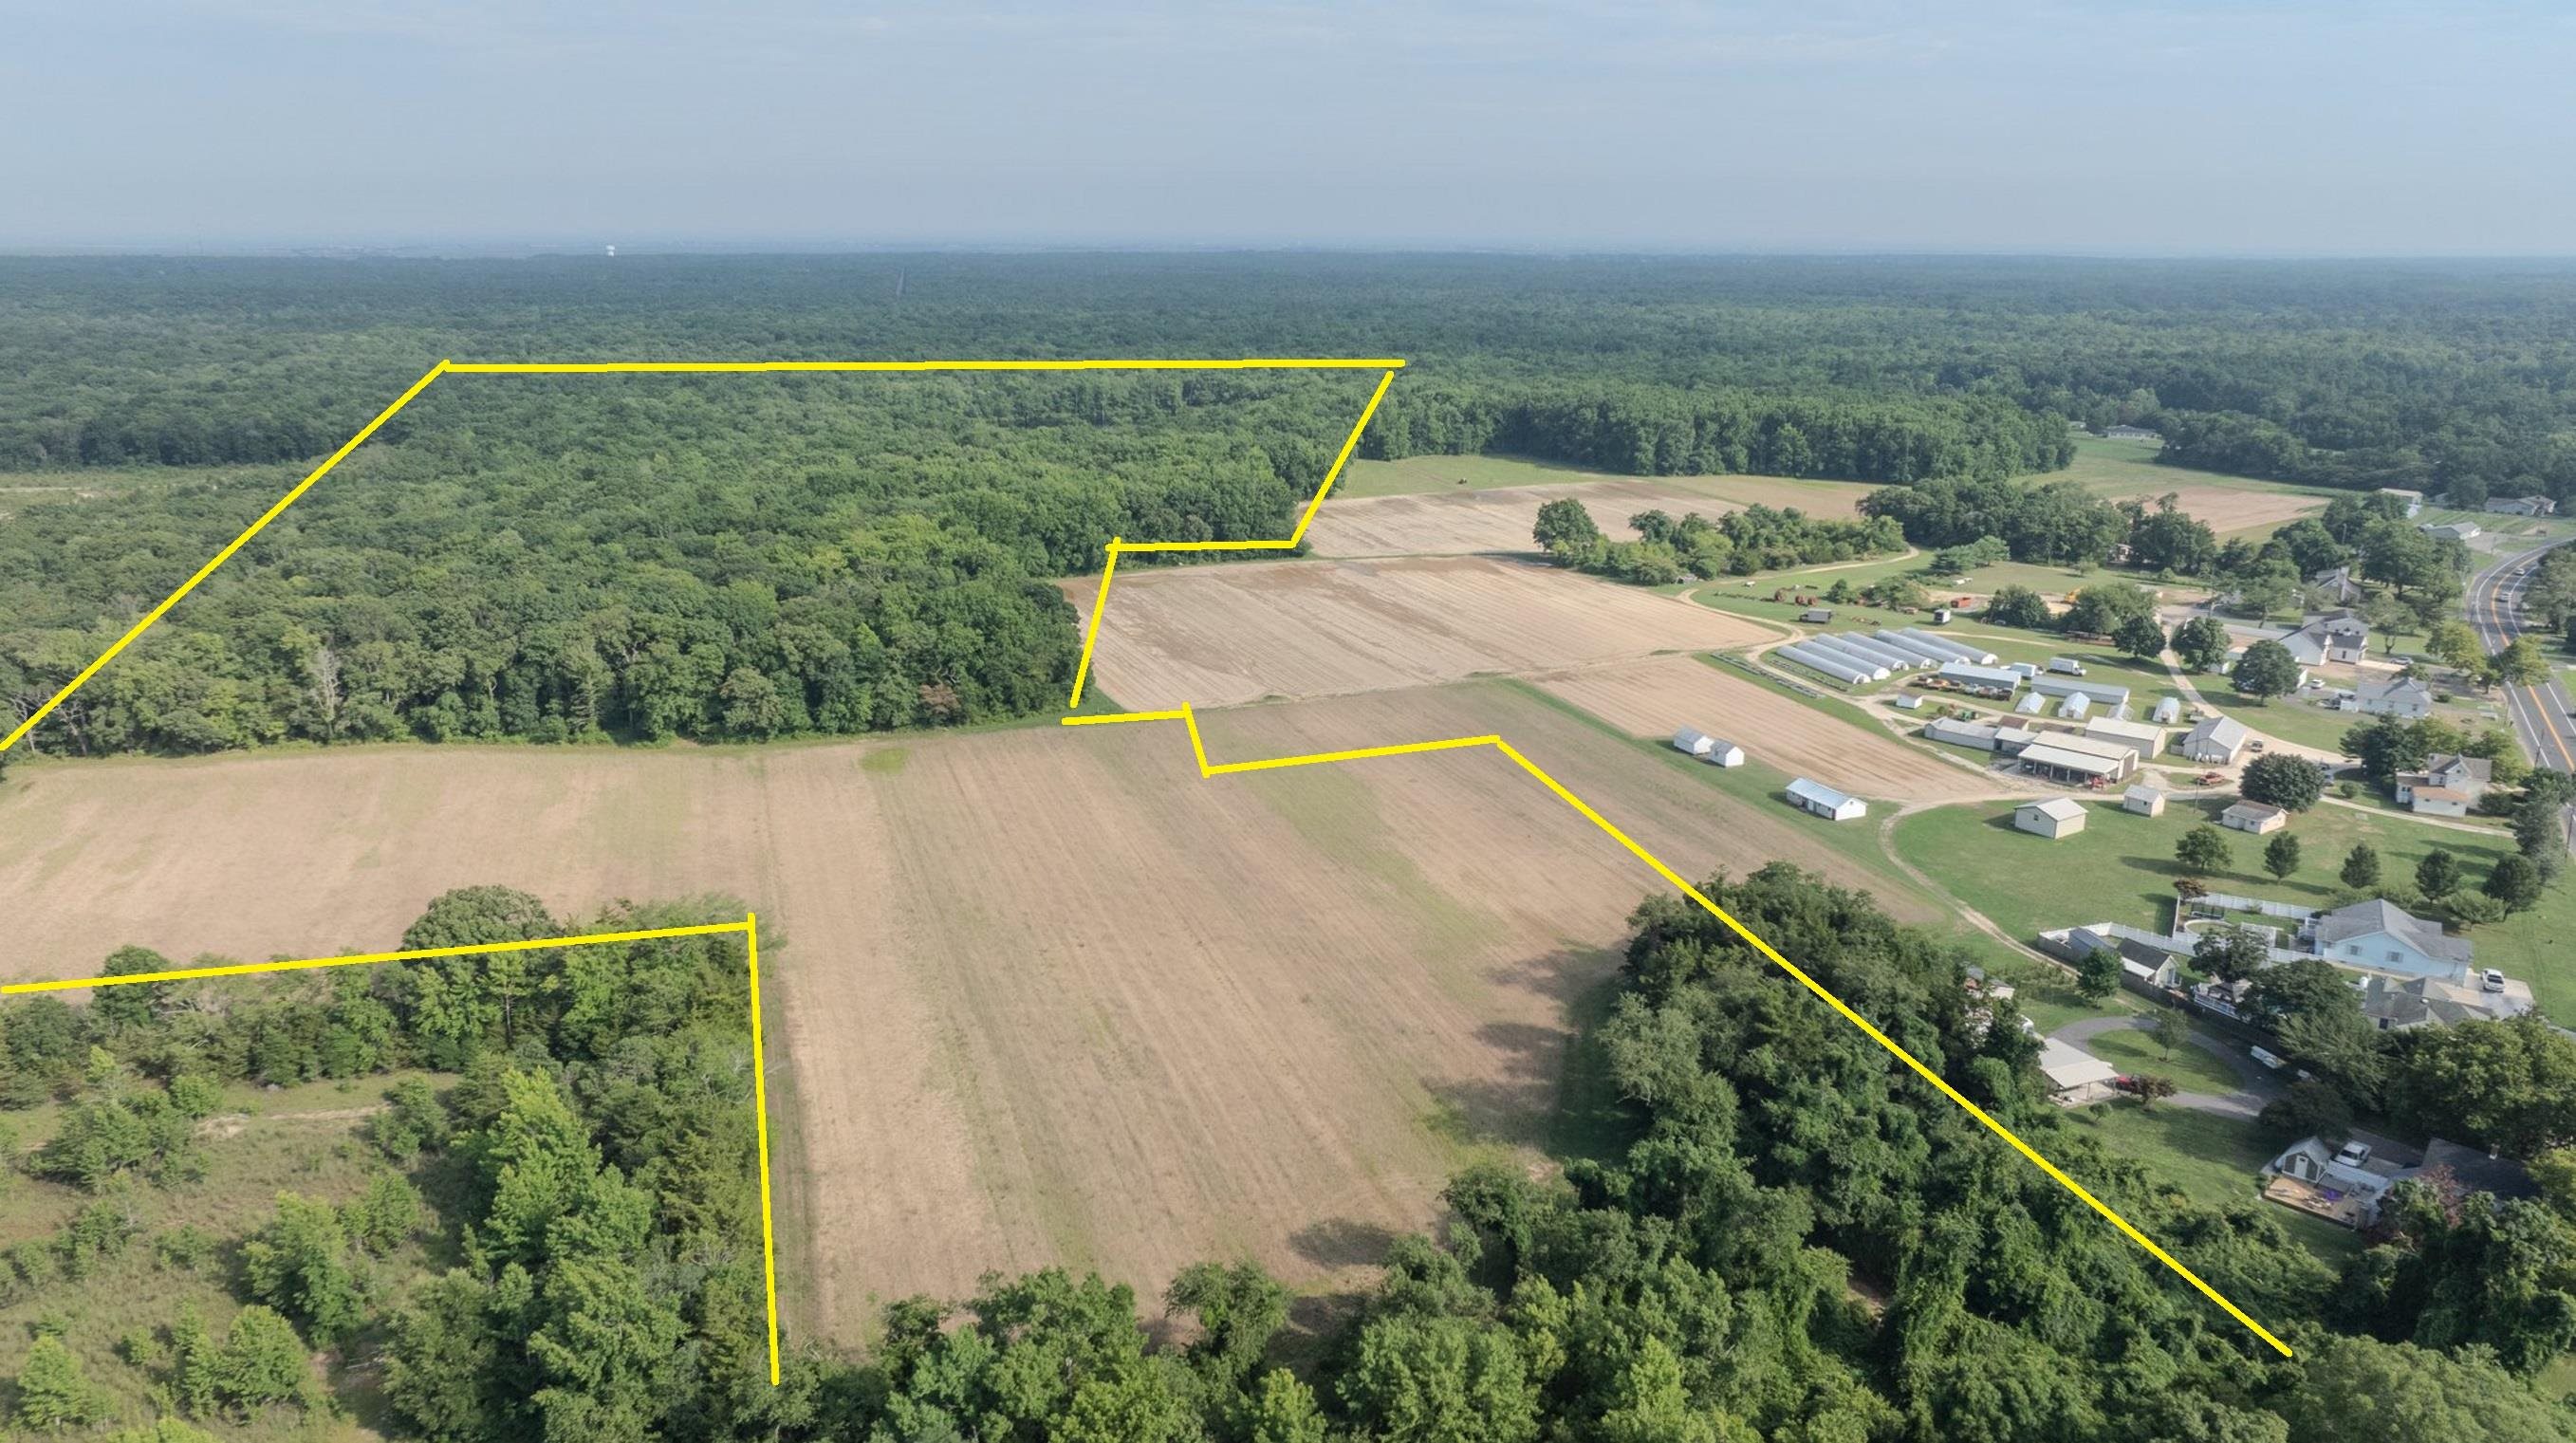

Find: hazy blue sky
<box><xmin>5</xmin><ymin>1</ymin><xmax>2571</xmax><ymax>253</ymax></box>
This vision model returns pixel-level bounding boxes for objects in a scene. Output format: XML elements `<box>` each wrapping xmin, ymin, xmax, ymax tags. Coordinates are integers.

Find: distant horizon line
<box><xmin>8</xmin><ymin>241</ymin><xmax>2576</xmax><ymax>265</ymax></box>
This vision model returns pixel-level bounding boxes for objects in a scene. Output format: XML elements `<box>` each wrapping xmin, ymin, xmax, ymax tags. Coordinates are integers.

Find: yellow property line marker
<box><xmin>2</xmin><ymin>916</ymin><xmax>790</xmax><ymax>1384</ymax></box>
<box><xmin>0</xmin><ymin>358</ymin><xmax>1405</xmax><ymax>756</ymax></box>
<box><xmin>1057</xmin><ymin>708</ymin><xmax>2295</xmax><ymax>1359</ymax></box>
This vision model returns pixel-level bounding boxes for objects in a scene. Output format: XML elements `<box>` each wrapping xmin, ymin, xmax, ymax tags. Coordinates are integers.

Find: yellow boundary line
<box><xmin>1</xmin><ymin>916</ymin><xmax>790</xmax><ymax>1384</ymax></box>
<box><xmin>2</xmin><ymin>351</ymin><xmax>2288</xmax><ymax>1360</ymax></box>
<box><xmin>0</xmin><ymin>358</ymin><xmax>1401</xmax><ymax>756</ymax></box>
<box><xmin>1058</xmin><ymin>709</ymin><xmax>2294</xmax><ymax>1357</ymax></box>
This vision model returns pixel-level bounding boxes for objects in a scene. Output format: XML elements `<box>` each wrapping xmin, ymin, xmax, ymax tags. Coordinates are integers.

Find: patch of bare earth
<box><xmin>1532</xmin><ymin>653</ymin><xmax>1992</xmax><ymax>802</ymax></box>
<box><xmin>1066</xmin><ymin>555</ymin><xmax>1774</xmax><ymax>711</ymax></box>
<box><xmin>0</xmin><ymin>679</ymin><xmax>1919</xmax><ymax>1343</ymax></box>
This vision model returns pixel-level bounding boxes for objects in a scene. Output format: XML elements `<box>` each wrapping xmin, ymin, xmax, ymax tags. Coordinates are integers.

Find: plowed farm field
<box><xmin>1069</xmin><ymin>555</ymin><xmax>1775</xmax><ymax>710</ymax></box>
<box><xmin>1533</xmin><ymin>653</ymin><xmax>1998</xmax><ymax>802</ymax></box>
<box><xmin>0</xmin><ymin>680</ymin><xmax>1930</xmax><ymax>1341</ymax></box>
<box><xmin>1307</xmin><ymin>475</ymin><xmax>1869</xmax><ymax>558</ymax></box>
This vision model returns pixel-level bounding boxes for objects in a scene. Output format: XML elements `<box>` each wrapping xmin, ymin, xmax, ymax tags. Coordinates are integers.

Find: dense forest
<box><xmin>7</xmin><ymin>870</ymin><xmax>2572</xmax><ymax>1439</ymax></box>
<box><xmin>8</xmin><ymin>254</ymin><xmax>2576</xmax><ymax>757</ymax></box>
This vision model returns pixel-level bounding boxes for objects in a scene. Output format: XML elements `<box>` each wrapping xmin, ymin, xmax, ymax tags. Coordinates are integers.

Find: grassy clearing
<box><xmin>2196</xmin><ymin>686</ymin><xmax>2508</xmax><ymax>755</ymax></box>
<box><xmin>1896</xmin><ymin>792</ymin><xmax>2576</xmax><ymax>1016</ymax></box>
<box><xmin>0</xmin><ymin>1069</ymin><xmax>445</xmax><ymax>1439</ymax></box>
<box><xmin>2058</xmin><ymin>1101</ymin><xmax>2363</xmax><ymax>1261</ymax></box>
<box><xmin>2079</xmin><ymin>1026</ymin><xmax>2244</xmax><ymax>1095</ymax></box>
<box><xmin>2053</xmin><ymin>438</ymin><xmax>2339</xmax><ymax>503</ymax></box>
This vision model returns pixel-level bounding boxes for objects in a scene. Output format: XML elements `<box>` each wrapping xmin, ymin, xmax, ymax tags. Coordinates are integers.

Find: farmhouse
<box><xmin>2345</xmin><ymin>677</ymin><xmax>2433</xmax><ymax>719</ymax></box>
<box><xmin>2122</xmin><ymin>784</ymin><xmax>2167</xmax><ymax>816</ymax></box>
<box><xmin>2034</xmin><ymin>1036</ymin><xmax>2121</xmax><ymax>1105</ymax></box>
<box><xmin>2376</xmin><ymin>487</ymin><xmax>2425</xmax><ymax>518</ymax></box>
<box><xmin>2307</xmin><ymin>897</ymin><xmax>2472</xmax><ymax>983</ymax></box>
<box><xmin>2014</xmin><ymin>797</ymin><xmax>2088</xmax><ymax>839</ymax></box>
<box><xmin>2082</xmin><ymin>716</ymin><xmax>2166</xmax><ymax>758</ymax></box>
<box><xmin>2392</xmin><ymin>753</ymin><xmax>2492</xmax><ymax>816</ymax></box>
<box><xmin>2484</xmin><ymin>494</ymin><xmax>2558</xmax><ymax>517</ymax></box>
<box><xmin>1785</xmin><ymin>778</ymin><xmax>1866</xmax><ymax>822</ymax></box>
<box><xmin>2308</xmin><ymin>565</ymin><xmax>2365</xmax><ymax>605</ymax></box>
<box><xmin>1928</xmin><ymin>660</ymin><xmax>2023</xmax><ymax>697</ymax></box>
<box><xmin>2358</xmin><ymin>972</ymin><xmax>2534</xmax><ymax>1030</ymax></box>
<box><xmin>2419</xmin><ymin>520</ymin><xmax>2480</xmax><ymax>542</ymax></box>
<box><xmin>2219</xmin><ymin>800</ymin><xmax>2289</xmax><ymax>834</ymax></box>
<box><xmin>2279</xmin><ymin>613</ymin><xmax>2369</xmax><ymax>666</ymax></box>
<box><xmin>2176</xmin><ymin>714</ymin><xmax>2252</xmax><ymax>765</ymax></box>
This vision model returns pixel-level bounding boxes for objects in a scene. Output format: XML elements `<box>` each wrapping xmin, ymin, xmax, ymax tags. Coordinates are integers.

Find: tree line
<box><xmin>12</xmin><ymin>869</ymin><xmax>2574</xmax><ymax>1439</ymax></box>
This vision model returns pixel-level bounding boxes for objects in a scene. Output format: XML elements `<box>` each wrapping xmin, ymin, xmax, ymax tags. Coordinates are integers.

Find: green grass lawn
<box><xmin>2196</xmin><ymin>685</ymin><xmax>2506</xmax><ymax>755</ymax></box>
<box><xmin>1897</xmin><ymin>791</ymin><xmax>2576</xmax><ymax>1017</ymax></box>
<box><xmin>2055</xmin><ymin>1101</ymin><xmax>2363</xmax><ymax>1263</ymax></box>
<box><xmin>2079</xmin><ymin>1025</ymin><xmax>2244</xmax><ymax>1095</ymax></box>
<box><xmin>2053</xmin><ymin>437</ymin><xmax>2342</xmax><ymax>504</ymax></box>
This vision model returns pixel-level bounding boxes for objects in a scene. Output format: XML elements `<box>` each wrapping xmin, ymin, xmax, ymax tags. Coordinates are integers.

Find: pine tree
<box><xmin>12</xmin><ymin>1335</ymin><xmax>98</xmax><ymax>1431</ymax></box>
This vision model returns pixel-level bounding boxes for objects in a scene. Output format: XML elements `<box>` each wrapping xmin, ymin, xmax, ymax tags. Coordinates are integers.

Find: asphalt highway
<box><xmin>2463</xmin><ymin>537</ymin><xmax>2576</xmax><ymax>854</ymax></box>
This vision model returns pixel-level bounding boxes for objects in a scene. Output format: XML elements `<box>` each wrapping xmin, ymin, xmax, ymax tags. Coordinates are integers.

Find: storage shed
<box><xmin>1673</xmin><ymin>728</ymin><xmax>1717</xmax><ymax>757</ymax></box>
<box><xmin>1785</xmin><ymin>778</ymin><xmax>1867</xmax><ymax>822</ymax></box>
<box><xmin>2122</xmin><ymin>785</ymin><xmax>2167</xmax><ymax>817</ymax></box>
<box><xmin>1699</xmin><ymin>738</ymin><xmax>1747</xmax><ymax>768</ymax></box>
<box><xmin>2014</xmin><ymin>798</ymin><xmax>2088</xmax><ymax>840</ymax></box>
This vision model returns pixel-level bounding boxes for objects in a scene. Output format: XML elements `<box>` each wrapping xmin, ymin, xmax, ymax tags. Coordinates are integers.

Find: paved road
<box><xmin>2467</xmin><ymin>537</ymin><xmax>2576</xmax><ymax>772</ymax></box>
<box><xmin>2053</xmin><ymin>1012</ymin><xmax>2287</xmax><ymax>1120</ymax></box>
<box><xmin>2465</xmin><ymin>537</ymin><xmax>2576</xmax><ymax>850</ymax></box>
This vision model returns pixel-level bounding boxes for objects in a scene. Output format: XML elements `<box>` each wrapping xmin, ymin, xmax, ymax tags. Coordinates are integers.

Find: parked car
<box><xmin>2482</xmin><ymin>969</ymin><xmax>2508</xmax><ymax>992</ymax></box>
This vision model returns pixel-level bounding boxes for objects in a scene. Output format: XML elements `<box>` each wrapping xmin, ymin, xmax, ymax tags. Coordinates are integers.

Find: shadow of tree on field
<box><xmin>1290</xmin><ymin>1217</ymin><xmax>1401</xmax><ymax>1270</ymax></box>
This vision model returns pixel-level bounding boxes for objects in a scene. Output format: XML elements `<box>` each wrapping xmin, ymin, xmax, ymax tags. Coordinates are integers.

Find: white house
<box><xmin>2219</xmin><ymin>800</ymin><xmax>2289</xmax><ymax>834</ymax></box>
<box><xmin>2279</xmin><ymin>613</ymin><xmax>2369</xmax><ymax>666</ymax></box>
<box><xmin>2122</xmin><ymin>785</ymin><xmax>2167</xmax><ymax>817</ymax></box>
<box><xmin>2345</xmin><ymin>677</ymin><xmax>2434</xmax><ymax>719</ymax></box>
<box><xmin>1785</xmin><ymin>778</ymin><xmax>1866</xmax><ymax>822</ymax></box>
<box><xmin>2308</xmin><ymin>898</ymin><xmax>2473</xmax><ymax>984</ymax></box>
<box><xmin>2014</xmin><ymin>797</ymin><xmax>2088</xmax><ymax>840</ymax></box>
<box><xmin>2393</xmin><ymin>753</ymin><xmax>2492</xmax><ymax>816</ymax></box>
<box><xmin>2176</xmin><ymin>714</ymin><xmax>2252</xmax><ymax>765</ymax></box>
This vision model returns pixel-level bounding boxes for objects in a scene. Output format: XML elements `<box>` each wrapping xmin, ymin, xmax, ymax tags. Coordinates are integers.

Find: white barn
<box><xmin>2014</xmin><ymin>798</ymin><xmax>2088</xmax><ymax>840</ymax></box>
<box><xmin>1785</xmin><ymin>778</ymin><xmax>1867</xmax><ymax>822</ymax></box>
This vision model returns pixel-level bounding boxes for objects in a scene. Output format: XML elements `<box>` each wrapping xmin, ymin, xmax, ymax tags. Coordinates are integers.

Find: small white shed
<box><xmin>2014</xmin><ymin>797</ymin><xmax>2088</xmax><ymax>840</ymax></box>
<box><xmin>2122</xmin><ymin>785</ymin><xmax>2167</xmax><ymax>817</ymax></box>
<box><xmin>1699</xmin><ymin>739</ymin><xmax>1747</xmax><ymax>768</ymax></box>
<box><xmin>1673</xmin><ymin>728</ymin><xmax>1717</xmax><ymax>757</ymax></box>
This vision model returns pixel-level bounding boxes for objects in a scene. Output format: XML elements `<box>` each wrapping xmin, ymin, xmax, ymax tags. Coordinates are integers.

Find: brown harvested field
<box><xmin>2142</xmin><ymin>485</ymin><xmax>2325</xmax><ymax>535</ymax></box>
<box><xmin>0</xmin><ymin>679</ymin><xmax>1933</xmax><ymax>1342</ymax></box>
<box><xmin>1307</xmin><ymin>475</ymin><xmax>1868</xmax><ymax>558</ymax></box>
<box><xmin>1532</xmin><ymin>653</ymin><xmax>1998</xmax><ymax>802</ymax></box>
<box><xmin>1070</xmin><ymin>555</ymin><xmax>1776</xmax><ymax>711</ymax></box>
